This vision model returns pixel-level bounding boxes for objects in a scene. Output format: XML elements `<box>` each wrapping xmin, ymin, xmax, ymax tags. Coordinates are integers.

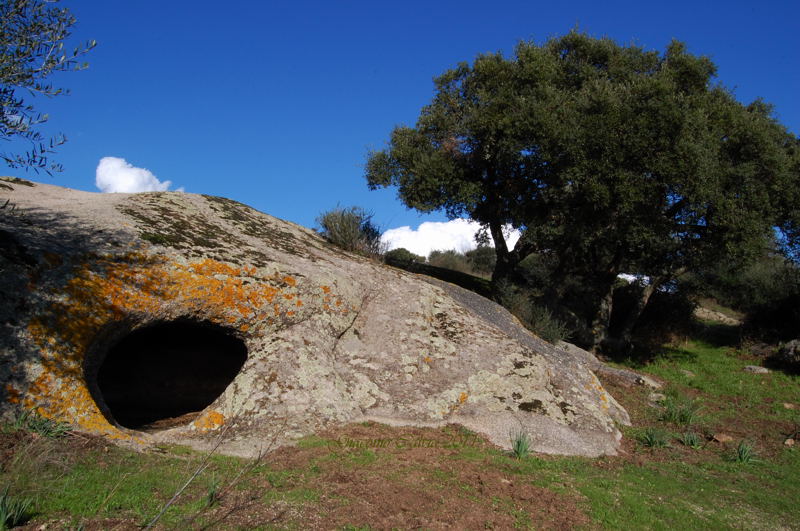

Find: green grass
<box><xmin>10</xmin><ymin>409</ymin><xmax>72</xmax><ymax>438</ymax></box>
<box><xmin>619</xmin><ymin>337</ymin><xmax>800</xmax><ymax>425</ymax></box>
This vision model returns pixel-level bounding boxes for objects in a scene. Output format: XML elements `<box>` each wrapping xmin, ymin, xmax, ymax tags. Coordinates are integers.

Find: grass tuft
<box><xmin>204</xmin><ymin>474</ymin><xmax>221</xmax><ymax>508</ymax></box>
<box><xmin>639</xmin><ymin>427</ymin><xmax>671</xmax><ymax>448</ymax></box>
<box><xmin>0</xmin><ymin>486</ymin><xmax>34</xmax><ymax>530</ymax></box>
<box><xmin>679</xmin><ymin>431</ymin><xmax>703</xmax><ymax>449</ymax></box>
<box><xmin>12</xmin><ymin>409</ymin><xmax>71</xmax><ymax>438</ymax></box>
<box><xmin>659</xmin><ymin>394</ymin><xmax>702</xmax><ymax>426</ymax></box>
<box><xmin>509</xmin><ymin>429</ymin><xmax>531</xmax><ymax>459</ymax></box>
<box><xmin>732</xmin><ymin>440</ymin><xmax>756</xmax><ymax>464</ymax></box>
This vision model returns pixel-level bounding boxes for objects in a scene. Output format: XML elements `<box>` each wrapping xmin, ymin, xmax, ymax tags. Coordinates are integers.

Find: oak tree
<box><xmin>366</xmin><ymin>31</ymin><xmax>798</xmax><ymax>351</ymax></box>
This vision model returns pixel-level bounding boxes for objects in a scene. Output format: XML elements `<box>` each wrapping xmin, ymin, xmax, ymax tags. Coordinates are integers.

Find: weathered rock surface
<box><xmin>0</xmin><ymin>179</ymin><xmax>631</xmax><ymax>457</ymax></box>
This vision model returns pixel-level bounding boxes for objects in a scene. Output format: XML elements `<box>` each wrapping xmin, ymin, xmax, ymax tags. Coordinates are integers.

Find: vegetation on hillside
<box><xmin>316</xmin><ymin>206</ymin><xmax>386</xmax><ymax>258</ymax></box>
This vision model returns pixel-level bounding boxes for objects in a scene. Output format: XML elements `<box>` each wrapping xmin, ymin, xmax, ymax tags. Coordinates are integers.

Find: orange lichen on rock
<box><xmin>193</xmin><ymin>410</ymin><xmax>225</xmax><ymax>431</ymax></box>
<box><xmin>20</xmin><ymin>253</ymin><xmax>300</xmax><ymax>438</ymax></box>
<box><xmin>4</xmin><ymin>384</ymin><xmax>20</xmax><ymax>404</ymax></box>
<box><xmin>459</xmin><ymin>392</ymin><xmax>468</xmax><ymax>404</ymax></box>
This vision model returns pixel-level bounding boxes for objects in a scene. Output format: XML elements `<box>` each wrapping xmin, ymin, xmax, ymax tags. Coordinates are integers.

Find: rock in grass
<box><xmin>0</xmin><ymin>181</ymin><xmax>630</xmax><ymax>458</ymax></box>
<box><xmin>743</xmin><ymin>365</ymin><xmax>771</xmax><ymax>374</ymax></box>
<box><xmin>713</xmin><ymin>433</ymin><xmax>734</xmax><ymax>443</ymax></box>
<box><xmin>647</xmin><ymin>392</ymin><xmax>667</xmax><ymax>404</ymax></box>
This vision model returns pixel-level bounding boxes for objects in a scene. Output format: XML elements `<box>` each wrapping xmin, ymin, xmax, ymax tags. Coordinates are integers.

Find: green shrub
<box><xmin>316</xmin><ymin>206</ymin><xmax>385</xmax><ymax>258</ymax></box>
<box><xmin>384</xmin><ymin>247</ymin><xmax>424</xmax><ymax>268</ymax></box>
<box><xmin>427</xmin><ymin>250</ymin><xmax>473</xmax><ymax>274</ymax></box>
<box><xmin>0</xmin><ymin>486</ymin><xmax>34</xmax><ymax>530</ymax></box>
<box><xmin>745</xmin><ymin>293</ymin><xmax>800</xmax><ymax>343</ymax></box>
<box><xmin>464</xmin><ymin>245</ymin><xmax>496</xmax><ymax>276</ymax></box>
<box><xmin>497</xmin><ymin>282</ymin><xmax>570</xmax><ymax>344</ymax></box>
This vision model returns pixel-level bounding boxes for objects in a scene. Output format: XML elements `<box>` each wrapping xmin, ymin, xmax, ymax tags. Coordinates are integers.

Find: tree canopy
<box><xmin>366</xmin><ymin>31</ymin><xmax>799</xmax><ymax>351</ymax></box>
<box><xmin>1</xmin><ymin>0</ymin><xmax>95</xmax><ymax>173</ymax></box>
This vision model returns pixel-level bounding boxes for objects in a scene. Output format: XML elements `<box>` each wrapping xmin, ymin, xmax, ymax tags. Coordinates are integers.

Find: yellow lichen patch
<box><xmin>459</xmin><ymin>392</ymin><xmax>468</xmax><ymax>404</ymax></box>
<box><xmin>424</xmin><ymin>356</ymin><xmax>432</xmax><ymax>364</ymax></box>
<box><xmin>321</xmin><ymin>285</ymin><xmax>331</xmax><ymax>294</ymax></box>
<box><xmin>193</xmin><ymin>410</ymin><xmax>225</xmax><ymax>431</ymax></box>
<box><xmin>20</xmin><ymin>253</ymin><xmax>300</xmax><ymax>438</ymax></box>
<box><xmin>283</xmin><ymin>276</ymin><xmax>297</xmax><ymax>287</ymax></box>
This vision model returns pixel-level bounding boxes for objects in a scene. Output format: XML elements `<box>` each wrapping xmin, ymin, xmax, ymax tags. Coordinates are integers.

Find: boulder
<box><xmin>0</xmin><ymin>180</ymin><xmax>630</xmax><ymax>457</ymax></box>
<box><xmin>773</xmin><ymin>340</ymin><xmax>800</xmax><ymax>373</ymax></box>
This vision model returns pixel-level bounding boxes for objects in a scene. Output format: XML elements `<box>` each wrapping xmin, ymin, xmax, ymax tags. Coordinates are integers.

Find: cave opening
<box><xmin>95</xmin><ymin>321</ymin><xmax>247</xmax><ymax>431</ymax></box>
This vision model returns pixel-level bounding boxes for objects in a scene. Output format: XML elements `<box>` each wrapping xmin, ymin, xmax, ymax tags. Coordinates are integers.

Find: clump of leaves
<box><xmin>12</xmin><ymin>409</ymin><xmax>71</xmax><ymax>438</ymax></box>
<box><xmin>659</xmin><ymin>394</ymin><xmax>702</xmax><ymax>426</ymax></box>
<box><xmin>509</xmin><ymin>429</ymin><xmax>531</xmax><ymax>459</ymax></box>
<box><xmin>732</xmin><ymin>440</ymin><xmax>756</xmax><ymax>464</ymax></box>
<box><xmin>0</xmin><ymin>486</ymin><xmax>34</xmax><ymax>530</ymax></box>
<box><xmin>679</xmin><ymin>431</ymin><xmax>703</xmax><ymax>449</ymax></box>
<box><xmin>639</xmin><ymin>427</ymin><xmax>671</xmax><ymax>448</ymax></box>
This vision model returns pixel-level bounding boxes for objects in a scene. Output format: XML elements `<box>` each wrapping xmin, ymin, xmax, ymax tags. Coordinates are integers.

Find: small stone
<box><xmin>680</xmin><ymin>369</ymin><xmax>695</xmax><ymax>378</ymax></box>
<box><xmin>743</xmin><ymin>365</ymin><xmax>770</xmax><ymax>374</ymax></box>
<box><xmin>648</xmin><ymin>392</ymin><xmax>666</xmax><ymax>403</ymax></box>
<box><xmin>635</xmin><ymin>375</ymin><xmax>662</xmax><ymax>389</ymax></box>
<box><xmin>783</xmin><ymin>403</ymin><xmax>798</xmax><ymax>410</ymax></box>
<box><xmin>785</xmin><ymin>438</ymin><xmax>795</xmax><ymax>447</ymax></box>
<box><xmin>713</xmin><ymin>433</ymin><xmax>733</xmax><ymax>443</ymax></box>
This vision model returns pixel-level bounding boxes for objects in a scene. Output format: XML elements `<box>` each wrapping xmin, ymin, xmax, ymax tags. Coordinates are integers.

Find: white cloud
<box><xmin>381</xmin><ymin>219</ymin><xmax>520</xmax><ymax>257</ymax></box>
<box><xmin>95</xmin><ymin>156</ymin><xmax>182</xmax><ymax>193</ymax></box>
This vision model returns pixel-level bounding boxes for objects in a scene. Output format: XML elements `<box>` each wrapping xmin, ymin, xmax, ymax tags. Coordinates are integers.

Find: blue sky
<box><xmin>3</xmin><ymin>0</ymin><xmax>799</xmax><ymax>252</ymax></box>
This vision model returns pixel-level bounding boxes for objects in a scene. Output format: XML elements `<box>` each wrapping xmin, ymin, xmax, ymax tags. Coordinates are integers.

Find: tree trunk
<box><xmin>589</xmin><ymin>281</ymin><xmax>616</xmax><ymax>352</ymax></box>
<box><xmin>617</xmin><ymin>279</ymin><xmax>659</xmax><ymax>347</ymax></box>
<box><xmin>489</xmin><ymin>219</ymin><xmax>516</xmax><ymax>295</ymax></box>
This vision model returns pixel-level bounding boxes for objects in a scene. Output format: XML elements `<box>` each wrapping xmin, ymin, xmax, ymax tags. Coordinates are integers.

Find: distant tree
<box><xmin>465</xmin><ymin>245</ymin><xmax>496</xmax><ymax>276</ymax></box>
<box><xmin>427</xmin><ymin>249</ymin><xmax>472</xmax><ymax>273</ymax></box>
<box><xmin>1</xmin><ymin>0</ymin><xmax>95</xmax><ymax>173</ymax></box>
<box><xmin>316</xmin><ymin>206</ymin><xmax>385</xmax><ymax>258</ymax></box>
<box><xmin>366</xmin><ymin>31</ymin><xmax>798</xmax><ymax>351</ymax></box>
<box><xmin>384</xmin><ymin>247</ymin><xmax>425</xmax><ymax>267</ymax></box>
